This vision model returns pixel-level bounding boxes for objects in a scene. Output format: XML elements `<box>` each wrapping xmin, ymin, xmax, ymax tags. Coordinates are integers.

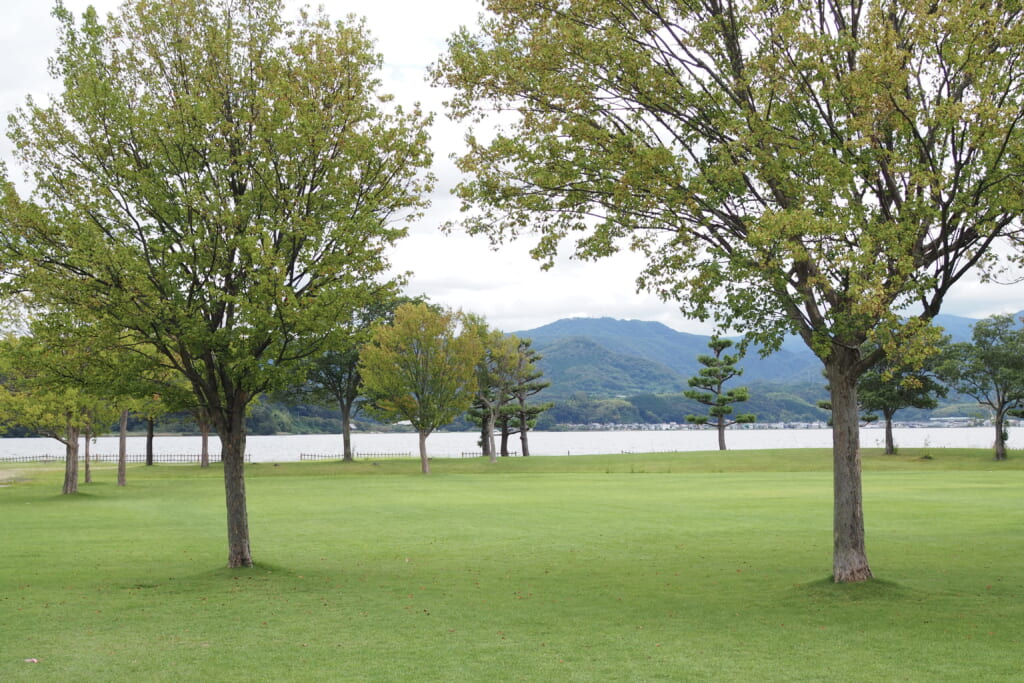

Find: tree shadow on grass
<box><xmin>44</xmin><ymin>491</ymin><xmax>103</xmax><ymax>502</ymax></box>
<box><xmin>184</xmin><ymin>560</ymin><xmax>341</xmax><ymax>586</ymax></box>
<box><xmin>141</xmin><ymin>561</ymin><xmax>299</xmax><ymax>596</ymax></box>
<box><xmin>794</xmin><ymin>576</ymin><xmax>912</xmax><ymax>603</ymax></box>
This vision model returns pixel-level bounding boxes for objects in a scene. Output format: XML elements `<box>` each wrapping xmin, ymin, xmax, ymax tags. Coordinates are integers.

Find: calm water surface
<box><xmin>0</xmin><ymin>426</ymin><xmax>1005</xmax><ymax>462</ymax></box>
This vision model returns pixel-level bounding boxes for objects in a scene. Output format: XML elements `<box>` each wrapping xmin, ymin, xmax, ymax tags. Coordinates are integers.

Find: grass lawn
<box><xmin>1</xmin><ymin>448</ymin><xmax>1022</xmax><ymax>681</ymax></box>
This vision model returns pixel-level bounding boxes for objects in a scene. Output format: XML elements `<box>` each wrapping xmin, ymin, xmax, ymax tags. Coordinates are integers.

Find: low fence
<box><xmin>0</xmin><ymin>455</ymin><xmax>65</xmax><ymax>464</ymax></box>
<box><xmin>0</xmin><ymin>453</ymin><xmax>247</xmax><ymax>464</ymax></box>
<box><xmin>459</xmin><ymin>451</ymin><xmax>519</xmax><ymax>458</ymax></box>
<box><xmin>300</xmin><ymin>451</ymin><xmax>412</xmax><ymax>461</ymax></box>
<box><xmin>619</xmin><ymin>450</ymin><xmax>685</xmax><ymax>455</ymax></box>
<box><xmin>92</xmin><ymin>453</ymin><xmax>231</xmax><ymax>464</ymax></box>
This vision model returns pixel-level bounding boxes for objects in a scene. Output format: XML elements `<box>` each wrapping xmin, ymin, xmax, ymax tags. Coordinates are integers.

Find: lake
<box><xmin>0</xmin><ymin>426</ymin><xmax>1006</xmax><ymax>462</ymax></box>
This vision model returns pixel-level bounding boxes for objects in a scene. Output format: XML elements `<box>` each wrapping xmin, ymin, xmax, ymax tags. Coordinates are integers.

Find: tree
<box><xmin>0</xmin><ymin>333</ymin><xmax>118</xmax><ymax>494</ymax></box>
<box><xmin>936</xmin><ymin>315</ymin><xmax>1024</xmax><ymax>461</ymax></box>
<box><xmin>435</xmin><ymin>0</ymin><xmax>1024</xmax><ymax>582</ymax></box>
<box><xmin>110</xmin><ymin>345</ymin><xmax>205</xmax><ymax>474</ymax></box>
<box><xmin>466</xmin><ymin>317</ymin><xmax>520</xmax><ymax>462</ymax></box>
<box><xmin>359</xmin><ymin>303</ymin><xmax>482</xmax><ymax>474</ymax></box>
<box><xmin>2</xmin><ymin>0</ymin><xmax>433</xmax><ymax>567</ymax></box>
<box><xmin>294</xmin><ymin>294</ymin><xmax>420</xmax><ymax>461</ymax></box>
<box><xmin>506</xmin><ymin>338</ymin><xmax>551</xmax><ymax>457</ymax></box>
<box><xmin>684</xmin><ymin>337</ymin><xmax>755</xmax><ymax>450</ymax></box>
<box><xmin>305</xmin><ymin>345</ymin><xmax>363</xmax><ymax>461</ymax></box>
<box><xmin>30</xmin><ymin>312</ymin><xmax>151</xmax><ymax>484</ymax></box>
<box><xmin>858</xmin><ymin>353</ymin><xmax>947</xmax><ymax>455</ymax></box>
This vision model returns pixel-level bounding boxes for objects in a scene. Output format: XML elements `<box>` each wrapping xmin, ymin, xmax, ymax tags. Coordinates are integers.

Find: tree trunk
<box><xmin>146</xmin><ymin>417</ymin><xmax>155</xmax><ymax>466</ymax></box>
<box><xmin>118</xmin><ymin>409</ymin><xmax>128</xmax><ymax>487</ymax></box>
<box><xmin>994</xmin><ymin>412</ymin><xmax>1007</xmax><ymax>461</ymax></box>
<box><xmin>418</xmin><ymin>430</ymin><xmax>430</xmax><ymax>474</ymax></box>
<box><xmin>62</xmin><ymin>418</ymin><xmax>80</xmax><ymax>495</ymax></box>
<box><xmin>519</xmin><ymin>406</ymin><xmax>531</xmax><ymax>457</ymax></box>
<box><xmin>884</xmin><ymin>412</ymin><xmax>895</xmax><ymax>455</ymax></box>
<box><xmin>220</xmin><ymin>397</ymin><xmax>252</xmax><ymax>568</ymax></box>
<box><xmin>84</xmin><ymin>426</ymin><xmax>92</xmax><ymax>484</ymax></box>
<box><xmin>485</xmin><ymin>411</ymin><xmax>497</xmax><ymax>463</ymax></box>
<box><xmin>500</xmin><ymin>427</ymin><xmax>510</xmax><ymax>456</ymax></box>
<box><xmin>340</xmin><ymin>400</ymin><xmax>354</xmax><ymax>462</ymax></box>
<box><xmin>827</xmin><ymin>354</ymin><xmax>872</xmax><ymax>583</ymax></box>
<box><xmin>200</xmin><ymin>419</ymin><xmax>210</xmax><ymax>468</ymax></box>
<box><xmin>479</xmin><ymin>418</ymin><xmax>491</xmax><ymax>459</ymax></box>
<box><xmin>717</xmin><ymin>416</ymin><xmax>727</xmax><ymax>451</ymax></box>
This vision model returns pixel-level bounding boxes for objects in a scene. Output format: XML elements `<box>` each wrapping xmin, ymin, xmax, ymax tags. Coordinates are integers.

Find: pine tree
<box><xmin>685</xmin><ymin>337</ymin><xmax>755</xmax><ymax>451</ymax></box>
<box><xmin>507</xmin><ymin>339</ymin><xmax>552</xmax><ymax>457</ymax></box>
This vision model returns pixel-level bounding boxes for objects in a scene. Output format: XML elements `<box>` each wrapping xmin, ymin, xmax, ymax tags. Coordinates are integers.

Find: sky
<box><xmin>0</xmin><ymin>0</ymin><xmax>1017</xmax><ymax>335</ymax></box>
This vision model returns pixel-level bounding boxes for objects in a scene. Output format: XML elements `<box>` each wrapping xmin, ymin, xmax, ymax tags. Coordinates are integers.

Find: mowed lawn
<box><xmin>1</xmin><ymin>449</ymin><xmax>1022</xmax><ymax>681</ymax></box>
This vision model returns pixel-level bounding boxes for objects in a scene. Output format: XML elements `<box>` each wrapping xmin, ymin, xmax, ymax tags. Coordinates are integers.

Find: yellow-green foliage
<box><xmin>359</xmin><ymin>303</ymin><xmax>483</xmax><ymax>435</ymax></box>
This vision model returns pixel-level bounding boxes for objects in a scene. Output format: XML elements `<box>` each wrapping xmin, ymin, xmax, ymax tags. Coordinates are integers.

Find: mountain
<box><xmin>516</xmin><ymin>317</ymin><xmax>820</xmax><ymax>396</ymax></box>
<box><xmin>520</xmin><ymin>317</ymin><xmax>711</xmax><ymax>378</ymax></box>
<box><xmin>534</xmin><ymin>335</ymin><xmax>686</xmax><ymax>398</ymax></box>
<box><xmin>514</xmin><ymin>312</ymin><xmax>994</xmax><ymax>402</ymax></box>
<box><xmin>932</xmin><ymin>311</ymin><xmax>986</xmax><ymax>342</ymax></box>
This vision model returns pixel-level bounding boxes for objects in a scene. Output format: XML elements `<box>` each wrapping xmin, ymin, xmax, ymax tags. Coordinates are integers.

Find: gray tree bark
<box><xmin>84</xmin><ymin>426</ymin><xmax>92</xmax><ymax>484</ymax></box>
<box><xmin>418</xmin><ymin>430</ymin><xmax>430</xmax><ymax>474</ymax></box>
<box><xmin>340</xmin><ymin>401</ymin><xmax>354</xmax><ymax>462</ymax></box>
<box><xmin>884</xmin><ymin>411</ymin><xmax>896</xmax><ymax>455</ymax></box>
<box><xmin>218</xmin><ymin>397</ymin><xmax>252</xmax><ymax>568</ymax></box>
<box><xmin>117</xmin><ymin>409</ymin><xmax>128</xmax><ymax>487</ymax></box>
<box><xmin>994</xmin><ymin>414</ymin><xmax>1008</xmax><ymax>461</ymax></box>
<box><xmin>62</xmin><ymin>417</ymin><xmax>80</xmax><ymax>495</ymax></box>
<box><xmin>145</xmin><ymin>417</ymin><xmax>155</xmax><ymax>466</ymax></box>
<box><xmin>827</xmin><ymin>350</ymin><xmax>873</xmax><ymax>583</ymax></box>
<box><xmin>200</xmin><ymin>419</ymin><xmax>210</xmax><ymax>468</ymax></box>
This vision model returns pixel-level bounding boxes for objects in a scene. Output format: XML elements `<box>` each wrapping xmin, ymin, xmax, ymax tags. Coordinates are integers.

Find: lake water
<box><xmin>0</xmin><ymin>426</ymin><xmax>1006</xmax><ymax>462</ymax></box>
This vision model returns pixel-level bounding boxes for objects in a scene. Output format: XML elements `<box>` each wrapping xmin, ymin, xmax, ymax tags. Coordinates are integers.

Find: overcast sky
<box><xmin>1</xmin><ymin>1</ymin><xmax>1016</xmax><ymax>335</ymax></box>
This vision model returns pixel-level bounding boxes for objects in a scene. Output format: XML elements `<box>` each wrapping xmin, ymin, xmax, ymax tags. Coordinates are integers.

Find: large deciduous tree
<box><xmin>359</xmin><ymin>303</ymin><xmax>481</xmax><ymax>474</ymax></box>
<box><xmin>936</xmin><ymin>315</ymin><xmax>1024</xmax><ymax>461</ymax></box>
<box><xmin>3</xmin><ymin>0</ymin><xmax>433</xmax><ymax>567</ymax></box>
<box><xmin>435</xmin><ymin>0</ymin><xmax>1024</xmax><ymax>581</ymax></box>
<box><xmin>685</xmin><ymin>337</ymin><xmax>755</xmax><ymax>451</ymax></box>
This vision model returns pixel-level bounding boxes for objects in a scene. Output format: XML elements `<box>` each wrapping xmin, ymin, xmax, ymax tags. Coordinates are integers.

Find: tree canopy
<box><xmin>292</xmin><ymin>293</ymin><xmax>416</xmax><ymax>461</ymax></box>
<box><xmin>466</xmin><ymin>315</ymin><xmax>522</xmax><ymax>461</ymax></box>
<box><xmin>2</xmin><ymin>0</ymin><xmax>434</xmax><ymax>567</ymax></box>
<box><xmin>937</xmin><ymin>315</ymin><xmax>1024</xmax><ymax>461</ymax></box>
<box><xmin>684</xmin><ymin>337</ymin><xmax>755</xmax><ymax>451</ymax></box>
<box><xmin>858</xmin><ymin>350</ymin><xmax>947</xmax><ymax>455</ymax></box>
<box><xmin>359</xmin><ymin>303</ymin><xmax>482</xmax><ymax>474</ymax></box>
<box><xmin>435</xmin><ymin>0</ymin><xmax>1024</xmax><ymax>581</ymax></box>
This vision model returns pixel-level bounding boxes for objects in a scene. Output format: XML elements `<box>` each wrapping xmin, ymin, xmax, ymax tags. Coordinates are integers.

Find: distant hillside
<box><xmin>535</xmin><ymin>336</ymin><xmax>685</xmax><ymax>398</ymax></box>
<box><xmin>514</xmin><ymin>313</ymin><xmax>994</xmax><ymax>404</ymax></box>
<box><xmin>521</xmin><ymin>317</ymin><xmax>711</xmax><ymax>377</ymax></box>
<box><xmin>930</xmin><ymin>310</ymin><xmax>1023</xmax><ymax>342</ymax></box>
<box><xmin>515</xmin><ymin>317</ymin><xmax>821</xmax><ymax>398</ymax></box>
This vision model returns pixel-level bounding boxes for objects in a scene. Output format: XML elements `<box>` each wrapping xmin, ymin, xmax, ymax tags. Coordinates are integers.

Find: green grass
<box><xmin>2</xmin><ymin>448</ymin><xmax>1023</xmax><ymax>681</ymax></box>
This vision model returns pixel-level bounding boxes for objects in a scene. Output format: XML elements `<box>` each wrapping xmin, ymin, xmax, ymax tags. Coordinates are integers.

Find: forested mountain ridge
<box><xmin>534</xmin><ymin>336</ymin><xmax>687</xmax><ymax>397</ymax></box>
<box><xmin>516</xmin><ymin>317</ymin><xmax>818</xmax><ymax>398</ymax></box>
<box><xmin>514</xmin><ymin>313</ymin><xmax>998</xmax><ymax>422</ymax></box>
